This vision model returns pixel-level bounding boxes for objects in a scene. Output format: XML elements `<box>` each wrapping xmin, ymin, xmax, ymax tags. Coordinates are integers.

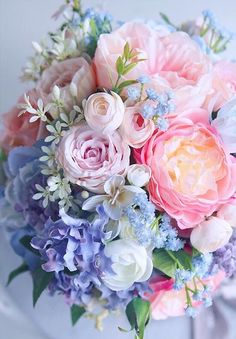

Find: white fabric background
<box><xmin>0</xmin><ymin>1</ymin><xmax>236</xmax><ymax>339</ymax></box>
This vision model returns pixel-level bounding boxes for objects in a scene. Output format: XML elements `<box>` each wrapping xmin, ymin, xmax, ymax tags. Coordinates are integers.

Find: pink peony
<box><xmin>56</xmin><ymin>123</ymin><xmax>130</xmax><ymax>193</ymax></box>
<box><xmin>209</xmin><ymin>61</ymin><xmax>236</xmax><ymax>111</ymax></box>
<box><xmin>134</xmin><ymin>109</ymin><xmax>236</xmax><ymax>229</ymax></box>
<box><xmin>37</xmin><ymin>57</ymin><xmax>96</xmax><ymax>117</ymax></box>
<box><xmin>94</xmin><ymin>22</ymin><xmax>212</xmax><ymax>113</ymax></box>
<box><xmin>119</xmin><ymin>106</ymin><xmax>155</xmax><ymax>148</ymax></box>
<box><xmin>0</xmin><ymin>89</ymin><xmax>46</xmax><ymax>152</ymax></box>
<box><xmin>146</xmin><ymin>271</ymin><xmax>225</xmax><ymax>320</ymax></box>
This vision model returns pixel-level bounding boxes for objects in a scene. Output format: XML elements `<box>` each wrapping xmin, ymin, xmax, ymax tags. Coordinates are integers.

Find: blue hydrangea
<box><xmin>0</xmin><ymin>144</ymin><xmax>58</xmax><ymax>231</ymax></box>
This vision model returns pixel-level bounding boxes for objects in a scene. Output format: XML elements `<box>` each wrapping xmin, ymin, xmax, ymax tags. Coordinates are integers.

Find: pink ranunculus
<box><xmin>37</xmin><ymin>57</ymin><xmax>96</xmax><ymax>117</ymax></box>
<box><xmin>208</xmin><ymin>61</ymin><xmax>236</xmax><ymax>111</ymax></box>
<box><xmin>146</xmin><ymin>271</ymin><xmax>225</xmax><ymax>320</ymax></box>
<box><xmin>0</xmin><ymin>89</ymin><xmax>46</xmax><ymax>152</ymax></box>
<box><xmin>56</xmin><ymin>123</ymin><xmax>130</xmax><ymax>193</ymax></box>
<box><xmin>84</xmin><ymin>91</ymin><xmax>125</xmax><ymax>134</ymax></box>
<box><xmin>94</xmin><ymin>22</ymin><xmax>212</xmax><ymax>113</ymax></box>
<box><xmin>134</xmin><ymin>109</ymin><xmax>236</xmax><ymax>229</ymax></box>
<box><xmin>119</xmin><ymin>106</ymin><xmax>155</xmax><ymax>148</ymax></box>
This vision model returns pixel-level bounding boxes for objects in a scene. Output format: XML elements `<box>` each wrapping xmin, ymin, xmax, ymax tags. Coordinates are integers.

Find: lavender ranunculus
<box><xmin>0</xmin><ymin>144</ymin><xmax>58</xmax><ymax>231</ymax></box>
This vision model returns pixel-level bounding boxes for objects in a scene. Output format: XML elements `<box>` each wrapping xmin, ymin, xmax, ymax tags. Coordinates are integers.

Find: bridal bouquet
<box><xmin>1</xmin><ymin>1</ymin><xmax>236</xmax><ymax>338</ymax></box>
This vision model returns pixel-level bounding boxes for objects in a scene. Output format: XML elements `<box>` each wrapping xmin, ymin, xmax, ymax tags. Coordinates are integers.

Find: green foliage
<box><xmin>153</xmin><ymin>249</ymin><xmax>193</xmax><ymax>278</ymax></box>
<box><xmin>20</xmin><ymin>236</ymin><xmax>40</xmax><ymax>256</ymax></box>
<box><xmin>113</xmin><ymin>42</ymin><xmax>146</xmax><ymax>93</ymax></box>
<box><xmin>32</xmin><ymin>267</ymin><xmax>54</xmax><ymax>307</ymax></box>
<box><xmin>70</xmin><ymin>304</ymin><xmax>86</xmax><ymax>326</ymax></box>
<box><xmin>120</xmin><ymin>297</ymin><xmax>151</xmax><ymax>339</ymax></box>
<box><xmin>7</xmin><ymin>263</ymin><xmax>29</xmax><ymax>286</ymax></box>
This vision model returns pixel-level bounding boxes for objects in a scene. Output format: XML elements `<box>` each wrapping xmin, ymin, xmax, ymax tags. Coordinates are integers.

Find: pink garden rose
<box><xmin>84</xmin><ymin>91</ymin><xmax>124</xmax><ymax>134</ymax></box>
<box><xmin>37</xmin><ymin>57</ymin><xmax>96</xmax><ymax>117</ymax></box>
<box><xmin>57</xmin><ymin>123</ymin><xmax>130</xmax><ymax>193</ymax></box>
<box><xmin>209</xmin><ymin>61</ymin><xmax>236</xmax><ymax>111</ymax></box>
<box><xmin>119</xmin><ymin>106</ymin><xmax>155</xmax><ymax>148</ymax></box>
<box><xmin>146</xmin><ymin>271</ymin><xmax>225</xmax><ymax>320</ymax></box>
<box><xmin>134</xmin><ymin>109</ymin><xmax>236</xmax><ymax>229</ymax></box>
<box><xmin>0</xmin><ymin>89</ymin><xmax>45</xmax><ymax>152</ymax></box>
<box><xmin>94</xmin><ymin>22</ymin><xmax>212</xmax><ymax>113</ymax></box>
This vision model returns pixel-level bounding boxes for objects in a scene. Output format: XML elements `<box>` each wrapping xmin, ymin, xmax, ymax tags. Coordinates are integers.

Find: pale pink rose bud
<box><xmin>217</xmin><ymin>201</ymin><xmax>236</xmax><ymax>228</ymax></box>
<box><xmin>127</xmin><ymin>164</ymin><xmax>151</xmax><ymax>187</ymax></box>
<box><xmin>84</xmin><ymin>92</ymin><xmax>125</xmax><ymax>134</ymax></box>
<box><xmin>119</xmin><ymin>106</ymin><xmax>155</xmax><ymax>149</ymax></box>
<box><xmin>190</xmin><ymin>217</ymin><xmax>233</xmax><ymax>254</ymax></box>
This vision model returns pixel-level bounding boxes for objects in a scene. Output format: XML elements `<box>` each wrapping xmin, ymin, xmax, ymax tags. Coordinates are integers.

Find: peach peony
<box><xmin>134</xmin><ymin>109</ymin><xmax>236</xmax><ymax>229</ymax></box>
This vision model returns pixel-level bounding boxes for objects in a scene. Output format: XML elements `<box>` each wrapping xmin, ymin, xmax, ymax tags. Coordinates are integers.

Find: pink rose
<box><xmin>94</xmin><ymin>22</ymin><xmax>212</xmax><ymax>113</ymax></box>
<box><xmin>119</xmin><ymin>106</ymin><xmax>155</xmax><ymax>148</ymax></box>
<box><xmin>146</xmin><ymin>271</ymin><xmax>225</xmax><ymax>320</ymax></box>
<box><xmin>37</xmin><ymin>57</ymin><xmax>96</xmax><ymax>117</ymax></box>
<box><xmin>208</xmin><ymin>61</ymin><xmax>236</xmax><ymax>111</ymax></box>
<box><xmin>134</xmin><ymin>109</ymin><xmax>236</xmax><ymax>229</ymax></box>
<box><xmin>0</xmin><ymin>89</ymin><xmax>46</xmax><ymax>152</ymax></box>
<box><xmin>84</xmin><ymin>92</ymin><xmax>124</xmax><ymax>134</ymax></box>
<box><xmin>56</xmin><ymin>123</ymin><xmax>130</xmax><ymax>193</ymax></box>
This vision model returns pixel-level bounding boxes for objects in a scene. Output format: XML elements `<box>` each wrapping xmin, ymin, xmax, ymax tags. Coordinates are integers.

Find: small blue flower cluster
<box><xmin>142</xmin><ymin>90</ymin><xmax>175</xmax><ymax>131</ymax></box>
<box><xmin>172</xmin><ymin>253</ymin><xmax>214</xmax><ymax>317</ymax></box>
<box><xmin>202</xmin><ymin>10</ymin><xmax>234</xmax><ymax>40</ymax></box>
<box><xmin>124</xmin><ymin>194</ymin><xmax>184</xmax><ymax>251</ymax></box>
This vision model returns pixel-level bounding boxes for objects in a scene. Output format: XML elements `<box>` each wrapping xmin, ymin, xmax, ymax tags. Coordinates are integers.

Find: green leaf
<box><xmin>116</xmin><ymin>80</ymin><xmax>138</xmax><ymax>91</ymax></box>
<box><xmin>159</xmin><ymin>12</ymin><xmax>172</xmax><ymax>25</ymax></box>
<box><xmin>122</xmin><ymin>62</ymin><xmax>138</xmax><ymax>75</ymax></box>
<box><xmin>71</xmin><ymin>304</ymin><xmax>86</xmax><ymax>326</ymax></box>
<box><xmin>153</xmin><ymin>248</ymin><xmax>177</xmax><ymax>278</ymax></box>
<box><xmin>89</xmin><ymin>19</ymin><xmax>98</xmax><ymax>37</ymax></box>
<box><xmin>192</xmin><ymin>247</ymin><xmax>201</xmax><ymax>257</ymax></box>
<box><xmin>20</xmin><ymin>236</ymin><xmax>40</xmax><ymax>256</ymax></box>
<box><xmin>123</xmin><ymin>42</ymin><xmax>130</xmax><ymax>60</ymax></box>
<box><xmin>175</xmin><ymin>250</ymin><xmax>193</xmax><ymax>270</ymax></box>
<box><xmin>125</xmin><ymin>297</ymin><xmax>151</xmax><ymax>339</ymax></box>
<box><xmin>0</xmin><ymin>148</ymin><xmax>6</xmax><ymax>162</ymax></box>
<box><xmin>32</xmin><ymin>267</ymin><xmax>54</xmax><ymax>307</ymax></box>
<box><xmin>7</xmin><ymin>263</ymin><xmax>29</xmax><ymax>286</ymax></box>
<box><xmin>116</xmin><ymin>56</ymin><xmax>124</xmax><ymax>75</ymax></box>
<box><xmin>159</xmin><ymin>12</ymin><xmax>177</xmax><ymax>29</ymax></box>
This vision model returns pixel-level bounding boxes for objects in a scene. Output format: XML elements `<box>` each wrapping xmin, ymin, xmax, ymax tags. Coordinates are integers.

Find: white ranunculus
<box><xmin>217</xmin><ymin>202</ymin><xmax>236</xmax><ymax>228</ymax></box>
<box><xmin>127</xmin><ymin>164</ymin><xmax>151</xmax><ymax>187</ymax></box>
<box><xmin>211</xmin><ymin>98</ymin><xmax>236</xmax><ymax>153</ymax></box>
<box><xmin>84</xmin><ymin>91</ymin><xmax>125</xmax><ymax>134</ymax></box>
<box><xmin>190</xmin><ymin>216</ymin><xmax>233</xmax><ymax>254</ymax></box>
<box><xmin>103</xmin><ymin>239</ymin><xmax>153</xmax><ymax>291</ymax></box>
